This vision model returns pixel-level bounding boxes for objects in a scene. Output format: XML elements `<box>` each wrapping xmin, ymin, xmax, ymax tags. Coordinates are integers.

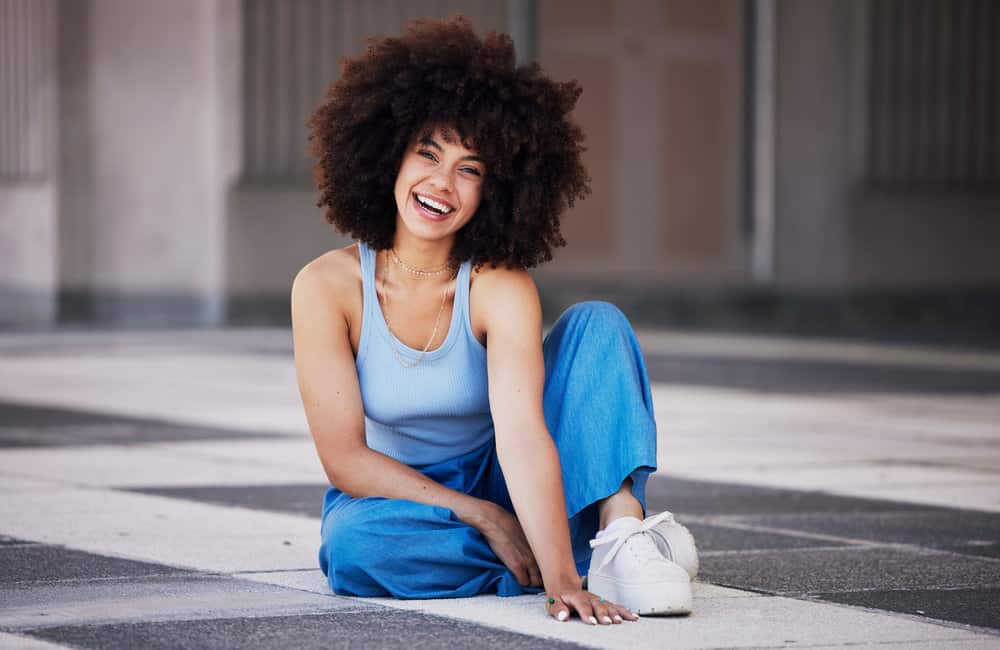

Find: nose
<box><xmin>429</xmin><ymin>169</ymin><xmax>454</xmax><ymax>194</ymax></box>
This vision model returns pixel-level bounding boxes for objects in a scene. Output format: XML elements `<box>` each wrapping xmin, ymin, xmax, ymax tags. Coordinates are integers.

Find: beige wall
<box><xmin>536</xmin><ymin>0</ymin><xmax>747</xmax><ymax>285</ymax></box>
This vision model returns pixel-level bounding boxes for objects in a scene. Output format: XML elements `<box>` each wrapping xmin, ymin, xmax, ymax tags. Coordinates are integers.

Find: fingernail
<box><xmin>602</xmin><ymin>616</ymin><xmax>612</xmax><ymax>624</ymax></box>
<box><xmin>557</xmin><ymin>610</ymin><xmax>568</xmax><ymax>621</ymax></box>
<box><xmin>614</xmin><ymin>614</ymin><xmax>623</xmax><ymax>622</ymax></box>
<box><xmin>588</xmin><ymin>616</ymin><xmax>598</xmax><ymax>625</ymax></box>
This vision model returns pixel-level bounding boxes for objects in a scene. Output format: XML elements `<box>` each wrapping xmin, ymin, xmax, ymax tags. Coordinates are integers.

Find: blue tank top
<box><xmin>355</xmin><ymin>241</ymin><xmax>494</xmax><ymax>466</ymax></box>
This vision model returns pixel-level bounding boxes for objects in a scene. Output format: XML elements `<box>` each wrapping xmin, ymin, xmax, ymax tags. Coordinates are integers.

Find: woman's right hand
<box><xmin>544</xmin><ymin>582</ymin><xmax>639</xmax><ymax>624</ymax></box>
<box><xmin>462</xmin><ymin>500</ymin><xmax>543</xmax><ymax>588</ymax></box>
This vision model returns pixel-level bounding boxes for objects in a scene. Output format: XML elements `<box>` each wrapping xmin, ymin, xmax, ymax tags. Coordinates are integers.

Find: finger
<box><xmin>564</xmin><ymin>593</ymin><xmax>597</xmax><ymax>626</ymax></box>
<box><xmin>519</xmin><ymin>544</ymin><xmax>541</xmax><ymax>586</ymax></box>
<box><xmin>546</xmin><ymin>596</ymin><xmax>570</xmax><ymax>622</ymax></box>
<box><xmin>514</xmin><ymin>566</ymin><xmax>531</xmax><ymax>587</ymax></box>
<box><xmin>612</xmin><ymin>603</ymin><xmax>639</xmax><ymax>621</ymax></box>
<box><xmin>592</xmin><ymin>597</ymin><xmax>635</xmax><ymax>623</ymax></box>
<box><xmin>592</xmin><ymin>601</ymin><xmax>614</xmax><ymax>625</ymax></box>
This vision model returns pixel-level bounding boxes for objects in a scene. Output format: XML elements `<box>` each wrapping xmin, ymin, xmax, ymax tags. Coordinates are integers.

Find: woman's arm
<box><xmin>477</xmin><ymin>269</ymin><xmax>584</xmax><ymax>593</ymax></box>
<box><xmin>290</xmin><ymin>261</ymin><xmax>487</xmax><ymax>524</ymax></box>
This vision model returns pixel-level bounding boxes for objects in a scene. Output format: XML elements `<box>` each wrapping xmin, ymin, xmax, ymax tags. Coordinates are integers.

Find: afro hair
<box><xmin>306</xmin><ymin>15</ymin><xmax>591</xmax><ymax>270</ymax></box>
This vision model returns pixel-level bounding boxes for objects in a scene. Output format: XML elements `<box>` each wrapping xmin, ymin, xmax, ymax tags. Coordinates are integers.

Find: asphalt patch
<box><xmin>817</xmin><ymin>587</ymin><xmax>1000</xmax><ymax>631</ymax></box>
<box><xmin>740</xmin><ymin>510</ymin><xmax>1000</xmax><ymax>559</ymax></box>
<box><xmin>127</xmin><ymin>484</ymin><xmax>328</xmax><ymax>518</ymax></box>
<box><xmin>0</xmin><ymin>400</ymin><xmax>294</xmax><ymax>447</ymax></box>
<box><xmin>25</xmin><ymin>608</ymin><xmax>588</xmax><ymax>650</ymax></box>
<box><xmin>645</xmin><ymin>475</ymin><xmax>930</xmax><ymax>516</ymax></box>
<box><xmin>685</xmin><ymin>522</ymin><xmax>849</xmax><ymax>553</ymax></box>
<box><xmin>701</xmin><ymin>547</ymin><xmax>1000</xmax><ymax>595</ymax></box>
<box><xmin>0</xmin><ymin>544</ymin><xmax>196</xmax><ymax>584</ymax></box>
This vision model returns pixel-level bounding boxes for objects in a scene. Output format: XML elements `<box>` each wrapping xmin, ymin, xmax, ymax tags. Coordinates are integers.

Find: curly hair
<box><xmin>306</xmin><ymin>15</ymin><xmax>590</xmax><ymax>270</ymax></box>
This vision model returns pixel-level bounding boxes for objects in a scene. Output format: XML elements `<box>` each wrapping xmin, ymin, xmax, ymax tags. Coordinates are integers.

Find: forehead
<box><xmin>415</xmin><ymin>123</ymin><xmax>477</xmax><ymax>152</ymax></box>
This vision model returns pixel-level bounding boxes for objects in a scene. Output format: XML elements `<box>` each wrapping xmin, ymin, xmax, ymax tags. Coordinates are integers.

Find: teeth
<box><xmin>416</xmin><ymin>194</ymin><xmax>453</xmax><ymax>214</ymax></box>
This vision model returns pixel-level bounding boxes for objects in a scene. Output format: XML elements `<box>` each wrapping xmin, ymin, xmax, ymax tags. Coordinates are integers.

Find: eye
<box><xmin>461</xmin><ymin>167</ymin><xmax>482</xmax><ymax>177</ymax></box>
<box><xmin>418</xmin><ymin>149</ymin><xmax>437</xmax><ymax>162</ymax></box>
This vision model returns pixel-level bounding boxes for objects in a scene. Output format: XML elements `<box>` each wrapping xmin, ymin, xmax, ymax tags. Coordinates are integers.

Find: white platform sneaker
<box><xmin>587</xmin><ymin>516</ymin><xmax>693</xmax><ymax>616</ymax></box>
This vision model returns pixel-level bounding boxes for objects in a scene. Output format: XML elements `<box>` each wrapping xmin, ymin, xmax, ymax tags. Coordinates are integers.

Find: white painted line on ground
<box><xmin>0</xmin><ymin>583</ymin><xmax>363</xmax><ymax>631</ymax></box>
<box><xmin>0</xmin><ymin>487</ymin><xmax>319</xmax><ymax>573</ymax></box>
<box><xmin>0</xmin><ymin>354</ymin><xmax>308</xmax><ymax>434</ymax></box>
<box><xmin>0</xmin><ymin>632</ymin><xmax>75</xmax><ymax>649</ymax></box>
<box><xmin>144</xmin><ymin>439</ymin><xmax>321</xmax><ymax>476</ymax></box>
<box><xmin>239</xmin><ymin>570</ymin><xmax>997</xmax><ymax>650</ymax></box>
<box><xmin>799</xmin><ymin>641</ymin><xmax>1000</xmax><ymax>650</ymax></box>
<box><xmin>0</xmin><ymin>444</ymin><xmax>323</xmax><ymax>488</ymax></box>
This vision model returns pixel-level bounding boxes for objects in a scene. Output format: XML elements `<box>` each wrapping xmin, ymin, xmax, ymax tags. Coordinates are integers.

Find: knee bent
<box><xmin>320</xmin><ymin>511</ymin><xmax>370</xmax><ymax>576</ymax></box>
<box><xmin>558</xmin><ymin>300</ymin><xmax>632</xmax><ymax>335</ymax></box>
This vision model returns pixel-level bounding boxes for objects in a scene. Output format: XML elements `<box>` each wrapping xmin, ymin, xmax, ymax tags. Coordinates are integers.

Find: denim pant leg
<box><xmin>484</xmin><ymin>300</ymin><xmax>659</xmax><ymax>577</ymax></box>
<box><xmin>318</xmin><ymin>441</ymin><xmax>531</xmax><ymax>599</ymax></box>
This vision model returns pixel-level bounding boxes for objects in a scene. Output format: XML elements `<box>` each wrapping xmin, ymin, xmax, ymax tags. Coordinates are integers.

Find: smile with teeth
<box><xmin>414</xmin><ymin>193</ymin><xmax>454</xmax><ymax>216</ymax></box>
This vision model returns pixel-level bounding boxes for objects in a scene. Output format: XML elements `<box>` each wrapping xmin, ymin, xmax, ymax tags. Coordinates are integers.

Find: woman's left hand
<box><xmin>544</xmin><ymin>580</ymin><xmax>640</xmax><ymax>625</ymax></box>
<box><xmin>463</xmin><ymin>500</ymin><xmax>543</xmax><ymax>587</ymax></box>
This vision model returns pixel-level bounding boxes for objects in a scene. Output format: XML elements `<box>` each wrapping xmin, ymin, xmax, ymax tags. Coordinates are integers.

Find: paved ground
<box><xmin>0</xmin><ymin>327</ymin><xmax>998</xmax><ymax>649</ymax></box>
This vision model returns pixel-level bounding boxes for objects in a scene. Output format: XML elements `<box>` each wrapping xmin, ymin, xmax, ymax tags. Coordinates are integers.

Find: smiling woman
<box><xmin>292</xmin><ymin>15</ymin><xmax>699</xmax><ymax>628</ymax></box>
<box><xmin>305</xmin><ymin>16</ymin><xmax>588</xmax><ymax>271</ymax></box>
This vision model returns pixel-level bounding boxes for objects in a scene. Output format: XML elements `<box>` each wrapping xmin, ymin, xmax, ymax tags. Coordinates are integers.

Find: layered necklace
<box><xmin>378</xmin><ymin>249</ymin><xmax>456</xmax><ymax>368</ymax></box>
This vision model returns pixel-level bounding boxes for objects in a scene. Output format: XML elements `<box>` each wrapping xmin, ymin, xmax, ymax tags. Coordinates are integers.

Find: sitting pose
<box><xmin>292</xmin><ymin>16</ymin><xmax>698</xmax><ymax>625</ymax></box>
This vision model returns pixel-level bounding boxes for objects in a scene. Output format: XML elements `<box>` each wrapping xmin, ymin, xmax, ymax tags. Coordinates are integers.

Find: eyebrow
<box><xmin>419</xmin><ymin>136</ymin><xmax>485</xmax><ymax>164</ymax></box>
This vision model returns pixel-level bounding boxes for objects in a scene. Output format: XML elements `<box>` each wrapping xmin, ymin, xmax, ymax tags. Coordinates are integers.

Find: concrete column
<box><xmin>57</xmin><ymin>0</ymin><xmax>240</xmax><ymax>326</ymax></box>
<box><xmin>772</xmin><ymin>0</ymin><xmax>854</xmax><ymax>288</ymax></box>
<box><xmin>0</xmin><ymin>0</ymin><xmax>58</xmax><ymax>328</ymax></box>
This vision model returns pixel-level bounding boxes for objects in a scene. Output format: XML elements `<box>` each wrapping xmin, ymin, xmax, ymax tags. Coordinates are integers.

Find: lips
<box><xmin>415</xmin><ymin>192</ymin><xmax>455</xmax><ymax>213</ymax></box>
<box><xmin>412</xmin><ymin>192</ymin><xmax>453</xmax><ymax>222</ymax></box>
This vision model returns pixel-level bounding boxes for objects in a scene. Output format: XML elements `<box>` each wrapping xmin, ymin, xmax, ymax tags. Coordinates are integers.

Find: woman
<box><xmin>292</xmin><ymin>16</ymin><xmax>698</xmax><ymax>626</ymax></box>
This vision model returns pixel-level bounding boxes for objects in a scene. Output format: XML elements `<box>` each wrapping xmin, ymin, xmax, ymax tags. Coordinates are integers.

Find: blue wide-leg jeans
<box><xmin>318</xmin><ymin>301</ymin><xmax>658</xmax><ymax>598</ymax></box>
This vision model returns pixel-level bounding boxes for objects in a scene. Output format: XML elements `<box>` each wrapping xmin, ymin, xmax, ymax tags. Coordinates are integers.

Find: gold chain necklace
<box><xmin>390</xmin><ymin>248</ymin><xmax>452</xmax><ymax>277</ymax></box>
<box><xmin>379</xmin><ymin>250</ymin><xmax>454</xmax><ymax>368</ymax></box>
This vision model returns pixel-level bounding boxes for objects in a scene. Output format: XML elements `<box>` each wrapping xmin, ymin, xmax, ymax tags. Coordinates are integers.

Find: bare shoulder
<box><xmin>471</xmin><ymin>264</ymin><xmax>537</xmax><ymax>296</ymax></box>
<box><xmin>291</xmin><ymin>243</ymin><xmax>360</xmax><ymax>312</ymax></box>
<box><xmin>470</xmin><ymin>264</ymin><xmax>541</xmax><ymax>333</ymax></box>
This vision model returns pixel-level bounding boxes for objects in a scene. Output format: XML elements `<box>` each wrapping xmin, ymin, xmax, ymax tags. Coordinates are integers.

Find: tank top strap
<box><xmin>357</xmin><ymin>241</ymin><xmax>378</xmax><ymax>309</ymax></box>
<box><xmin>356</xmin><ymin>241</ymin><xmax>380</xmax><ymax>363</ymax></box>
<box><xmin>453</xmin><ymin>258</ymin><xmax>471</xmax><ymax>321</ymax></box>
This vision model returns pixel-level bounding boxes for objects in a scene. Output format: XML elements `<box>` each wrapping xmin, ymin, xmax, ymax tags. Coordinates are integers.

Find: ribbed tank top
<box><xmin>355</xmin><ymin>241</ymin><xmax>493</xmax><ymax>466</ymax></box>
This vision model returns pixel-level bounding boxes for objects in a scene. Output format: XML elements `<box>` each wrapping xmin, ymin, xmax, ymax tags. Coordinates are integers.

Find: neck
<box><xmin>391</xmin><ymin>229</ymin><xmax>454</xmax><ymax>272</ymax></box>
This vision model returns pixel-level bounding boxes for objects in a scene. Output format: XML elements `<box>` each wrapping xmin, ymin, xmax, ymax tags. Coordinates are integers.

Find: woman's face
<box><xmin>393</xmin><ymin>125</ymin><xmax>486</xmax><ymax>243</ymax></box>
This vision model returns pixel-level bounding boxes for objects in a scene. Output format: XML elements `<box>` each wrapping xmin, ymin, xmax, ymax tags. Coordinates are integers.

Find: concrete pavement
<box><xmin>0</xmin><ymin>327</ymin><xmax>998</xmax><ymax>649</ymax></box>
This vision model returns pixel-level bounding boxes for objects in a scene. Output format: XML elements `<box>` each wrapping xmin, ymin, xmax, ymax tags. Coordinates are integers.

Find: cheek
<box><xmin>394</xmin><ymin>157</ymin><xmax>419</xmax><ymax>188</ymax></box>
<box><xmin>394</xmin><ymin>168</ymin><xmax>414</xmax><ymax>205</ymax></box>
<box><xmin>461</xmin><ymin>182</ymin><xmax>484</xmax><ymax>211</ymax></box>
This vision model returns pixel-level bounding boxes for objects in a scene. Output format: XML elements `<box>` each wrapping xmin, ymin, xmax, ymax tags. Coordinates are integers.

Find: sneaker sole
<box><xmin>587</xmin><ymin>573</ymin><xmax>692</xmax><ymax>616</ymax></box>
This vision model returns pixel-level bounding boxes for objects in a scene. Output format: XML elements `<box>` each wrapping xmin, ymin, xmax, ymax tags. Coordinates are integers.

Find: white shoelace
<box><xmin>589</xmin><ymin>510</ymin><xmax>677</xmax><ymax>571</ymax></box>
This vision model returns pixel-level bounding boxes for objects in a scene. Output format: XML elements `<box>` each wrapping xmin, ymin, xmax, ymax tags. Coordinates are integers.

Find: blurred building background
<box><xmin>1</xmin><ymin>0</ymin><xmax>998</xmax><ymax>344</ymax></box>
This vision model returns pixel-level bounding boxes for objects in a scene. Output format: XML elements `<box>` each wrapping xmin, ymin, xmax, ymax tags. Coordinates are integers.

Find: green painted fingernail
<box><xmin>548</xmin><ymin>597</ymin><xmax>555</xmax><ymax>605</ymax></box>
